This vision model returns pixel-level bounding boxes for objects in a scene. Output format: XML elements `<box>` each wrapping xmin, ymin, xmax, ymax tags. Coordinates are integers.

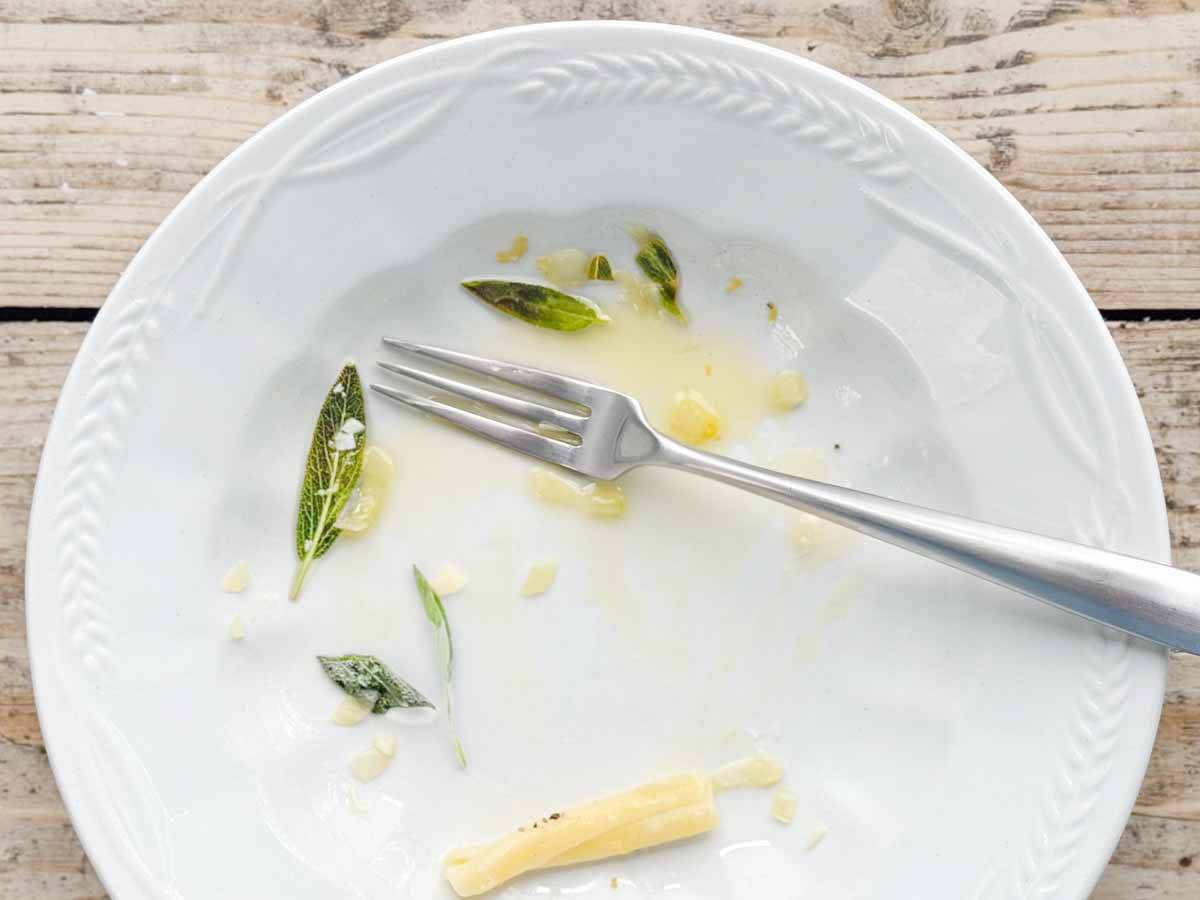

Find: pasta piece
<box><xmin>710</xmin><ymin>752</ymin><xmax>784</xmax><ymax>791</ymax></box>
<box><xmin>547</xmin><ymin>800</ymin><xmax>716</xmax><ymax>868</ymax></box>
<box><xmin>444</xmin><ymin>773</ymin><xmax>714</xmax><ymax>897</ymax></box>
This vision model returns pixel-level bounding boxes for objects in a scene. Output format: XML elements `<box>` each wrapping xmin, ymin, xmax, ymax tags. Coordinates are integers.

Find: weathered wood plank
<box><xmin>2</xmin><ymin>5</ymin><xmax>1200</xmax><ymax>307</ymax></box>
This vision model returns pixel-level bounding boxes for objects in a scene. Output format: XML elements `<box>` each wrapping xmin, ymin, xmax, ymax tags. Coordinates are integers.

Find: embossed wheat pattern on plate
<box><xmin>56</xmin><ymin>295</ymin><xmax>169</xmax><ymax>680</ymax></box>
<box><xmin>863</xmin><ymin>182</ymin><xmax>1134</xmax><ymax>898</ymax></box>
<box><xmin>513</xmin><ymin>51</ymin><xmax>909</xmax><ymax>182</ymax></box>
<box><xmin>974</xmin><ymin>629</ymin><xmax>1130</xmax><ymax>899</ymax></box>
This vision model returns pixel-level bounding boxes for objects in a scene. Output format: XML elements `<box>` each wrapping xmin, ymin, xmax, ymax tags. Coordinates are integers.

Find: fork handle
<box><xmin>655</xmin><ymin>439</ymin><xmax>1200</xmax><ymax>653</ymax></box>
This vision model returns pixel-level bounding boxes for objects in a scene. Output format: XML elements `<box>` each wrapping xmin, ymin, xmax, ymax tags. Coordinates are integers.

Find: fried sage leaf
<box><xmin>413</xmin><ymin>565</ymin><xmax>467</xmax><ymax>766</ymax></box>
<box><xmin>317</xmin><ymin>653</ymin><xmax>434</xmax><ymax>713</ymax></box>
<box><xmin>630</xmin><ymin>225</ymin><xmax>684</xmax><ymax>322</ymax></box>
<box><xmin>290</xmin><ymin>364</ymin><xmax>366</xmax><ymax>600</ymax></box>
<box><xmin>587</xmin><ymin>254</ymin><xmax>614</xmax><ymax>281</ymax></box>
<box><xmin>462</xmin><ymin>280</ymin><xmax>609</xmax><ymax>332</ymax></box>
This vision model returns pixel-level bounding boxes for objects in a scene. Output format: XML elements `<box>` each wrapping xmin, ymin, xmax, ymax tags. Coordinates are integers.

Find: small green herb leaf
<box><xmin>317</xmin><ymin>654</ymin><xmax>434</xmax><ymax>713</ymax></box>
<box><xmin>290</xmin><ymin>364</ymin><xmax>366</xmax><ymax>600</ymax></box>
<box><xmin>630</xmin><ymin>226</ymin><xmax>684</xmax><ymax>322</ymax></box>
<box><xmin>462</xmin><ymin>280</ymin><xmax>609</xmax><ymax>332</ymax></box>
<box><xmin>587</xmin><ymin>254</ymin><xmax>614</xmax><ymax>281</ymax></box>
<box><xmin>413</xmin><ymin>565</ymin><xmax>467</xmax><ymax>767</ymax></box>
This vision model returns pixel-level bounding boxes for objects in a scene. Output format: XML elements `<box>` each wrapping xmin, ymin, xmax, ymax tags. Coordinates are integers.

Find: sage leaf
<box><xmin>630</xmin><ymin>225</ymin><xmax>684</xmax><ymax>322</ymax></box>
<box><xmin>290</xmin><ymin>363</ymin><xmax>366</xmax><ymax>600</ymax></box>
<box><xmin>413</xmin><ymin>564</ymin><xmax>467</xmax><ymax>767</ymax></box>
<box><xmin>587</xmin><ymin>254</ymin><xmax>614</xmax><ymax>281</ymax></box>
<box><xmin>462</xmin><ymin>280</ymin><xmax>609</xmax><ymax>332</ymax></box>
<box><xmin>317</xmin><ymin>654</ymin><xmax>434</xmax><ymax>713</ymax></box>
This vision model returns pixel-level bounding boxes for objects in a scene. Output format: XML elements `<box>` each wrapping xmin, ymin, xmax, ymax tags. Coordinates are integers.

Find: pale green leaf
<box><xmin>630</xmin><ymin>226</ymin><xmax>685</xmax><ymax>322</ymax></box>
<box><xmin>462</xmin><ymin>280</ymin><xmax>608</xmax><ymax>332</ymax></box>
<box><xmin>290</xmin><ymin>364</ymin><xmax>366</xmax><ymax>599</ymax></box>
<box><xmin>413</xmin><ymin>565</ymin><xmax>466</xmax><ymax>766</ymax></box>
<box><xmin>317</xmin><ymin>654</ymin><xmax>434</xmax><ymax>713</ymax></box>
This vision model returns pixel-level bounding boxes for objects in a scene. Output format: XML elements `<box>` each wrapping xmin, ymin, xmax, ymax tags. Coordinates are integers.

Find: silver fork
<box><xmin>373</xmin><ymin>339</ymin><xmax>1200</xmax><ymax>654</ymax></box>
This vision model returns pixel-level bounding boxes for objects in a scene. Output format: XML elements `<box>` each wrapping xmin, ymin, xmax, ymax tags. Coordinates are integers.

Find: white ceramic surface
<box><xmin>27</xmin><ymin>22</ymin><xmax>1169</xmax><ymax>900</ymax></box>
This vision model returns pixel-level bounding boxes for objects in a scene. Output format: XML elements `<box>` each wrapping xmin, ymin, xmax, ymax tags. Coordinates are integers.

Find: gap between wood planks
<box><xmin>5</xmin><ymin>307</ymin><xmax>1200</xmax><ymax>324</ymax></box>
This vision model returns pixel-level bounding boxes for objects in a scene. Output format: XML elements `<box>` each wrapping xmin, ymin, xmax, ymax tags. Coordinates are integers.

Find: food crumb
<box><xmin>833</xmin><ymin>442</ymin><xmax>841</xmax><ymax>451</ymax></box>
<box><xmin>805</xmin><ymin>824</ymin><xmax>828</xmax><ymax>851</ymax></box>
<box><xmin>767</xmin><ymin>302</ymin><xmax>779</xmax><ymax>322</ymax></box>
<box><xmin>611</xmin><ymin>876</ymin><xmax>618</xmax><ymax>889</ymax></box>
<box><xmin>537</xmin><ymin>248</ymin><xmax>589</xmax><ymax>288</ymax></box>
<box><xmin>725</xmin><ymin>277</ymin><xmax>744</xmax><ymax>293</ymax></box>
<box><xmin>495</xmin><ymin>233</ymin><xmax>528</xmax><ymax>263</ymax></box>
<box><xmin>704</xmin><ymin>364</ymin><xmax>713</xmax><ymax>376</ymax></box>
<box><xmin>667</xmin><ymin>388</ymin><xmax>722</xmax><ymax>445</ymax></box>
<box><xmin>331</xmin><ymin>695</ymin><xmax>373</xmax><ymax>726</ymax></box>
<box><xmin>431</xmin><ymin>564</ymin><xmax>469</xmax><ymax>597</ymax></box>
<box><xmin>220</xmin><ymin>561</ymin><xmax>251</xmax><ymax>593</ymax></box>
<box><xmin>521</xmin><ymin>559</ymin><xmax>558</xmax><ymax>598</ymax></box>
<box><xmin>767</xmin><ymin>370</ymin><xmax>808</xmax><ymax>411</ymax></box>
<box><xmin>771</xmin><ymin>788</ymin><xmax>797</xmax><ymax>824</ymax></box>
<box><xmin>229</xmin><ymin>615</ymin><xmax>246</xmax><ymax>641</ymax></box>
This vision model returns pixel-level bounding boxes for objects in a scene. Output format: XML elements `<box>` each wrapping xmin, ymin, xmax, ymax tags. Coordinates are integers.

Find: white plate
<box><xmin>27</xmin><ymin>22</ymin><xmax>1168</xmax><ymax>900</ymax></box>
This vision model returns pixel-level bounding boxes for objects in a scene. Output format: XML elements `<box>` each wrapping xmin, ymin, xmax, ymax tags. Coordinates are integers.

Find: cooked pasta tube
<box><xmin>545</xmin><ymin>797</ymin><xmax>717</xmax><ymax>868</ymax></box>
<box><xmin>444</xmin><ymin>773</ymin><xmax>714</xmax><ymax>897</ymax></box>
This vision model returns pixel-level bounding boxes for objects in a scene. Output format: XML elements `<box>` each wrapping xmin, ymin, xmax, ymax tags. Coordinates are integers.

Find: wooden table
<box><xmin>2</xmin><ymin>2</ymin><xmax>1198</xmax><ymax>896</ymax></box>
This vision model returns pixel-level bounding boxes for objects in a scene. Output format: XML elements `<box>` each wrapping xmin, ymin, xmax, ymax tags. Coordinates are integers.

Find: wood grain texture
<box><xmin>2</xmin><ymin>2</ymin><xmax>1199</xmax><ymax>897</ymax></box>
<box><xmin>0</xmin><ymin>318</ymin><xmax>1197</xmax><ymax>896</ymax></box>
<box><xmin>1</xmin><ymin>1</ymin><xmax>1200</xmax><ymax>308</ymax></box>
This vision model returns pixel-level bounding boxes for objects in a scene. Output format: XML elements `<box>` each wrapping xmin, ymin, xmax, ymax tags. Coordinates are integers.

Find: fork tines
<box><xmin>370</xmin><ymin>340</ymin><xmax>593</xmax><ymax>465</ymax></box>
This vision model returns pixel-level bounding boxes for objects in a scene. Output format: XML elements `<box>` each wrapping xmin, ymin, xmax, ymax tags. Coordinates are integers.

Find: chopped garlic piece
<box><xmin>579</xmin><ymin>481</ymin><xmax>626</xmax><ymax>517</ymax></box>
<box><xmin>532</xmin><ymin>468</ymin><xmax>626</xmax><ymax>518</ymax></box>
<box><xmin>431</xmin><ymin>564</ymin><xmax>469</xmax><ymax>597</ymax></box>
<box><xmin>667</xmin><ymin>388</ymin><xmax>722</xmax><ymax>445</ymax></box>
<box><xmin>521</xmin><ymin>560</ymin><xmax>558</xmax><ymax>597</ymax></box>
<box><xmin>496</xmin><ymin>233</ymin><xmax>529</xmax><ymax>263</ymax></box>
<box><xmin>790</xmin><ymin>513</ymin><xmax>852</xmax><ymax>562</ymax></box>
<box><xmin>805</xmin><ymin>824</ymin><xmax>828</xmax><ymax>850</ymax></box>
<box><xmin>767</xmin><ymin>370</ymin><xmax>808</xmax><ymax>411</ymax></box>
<box><xmin>711</xmin><ymin>753</ymin><xmax>785</xmax><ymax>791</ymax></box>
<box><xmin>536</xmin><ymin>248</ymin><xmax>589</xmax><ymax>288</ymax></box>
<box><xmin>331</xmin><ymin>695</ymin><xmax>373</xmax><ymax>726</ymax></box>
<box><xmin>220</xmin><ymin>561</ymin><xmax>251</xmax><ymax>593</ymax></box>
<box><xmin>373</xmin><ymin>734</ymin><xmax>397</xmax><ymax>758</ymax></box>
<box><xmin>228</xmin><ymin>615</ymin><xmax>246</xmax><ymax>641</ymax></box>
<box><xmin>346</xmin><ymin>783</ymin><xmax>368</xmax><ymax>814</ymax></box>
<box><xmin>337</xmin><ymin>445</ymin><xmax>395</xmax><ymax>535</ymax></box>
<box><xmin>613</xmin><ymin>269</ymin><xmax>660</xmax><ymax>313</ymax></box>
<box><xmin>350</xmin><ymin>744</ymin><xmax>393</xmax><ymax>783</ymax></box>
<box><xmin>771</xmin><ymin>789</ymin><xmax>797</xmax><ymax>824</ymax></box>
<box><xmin>725</xmin><ymin>277</ymin><xmax>744</xmax><ymax>293</ymax></box>
<box><xmin>532</xmin><ymin>467</ymin><xmax>579</xmax><ymax>505</ymax></box>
